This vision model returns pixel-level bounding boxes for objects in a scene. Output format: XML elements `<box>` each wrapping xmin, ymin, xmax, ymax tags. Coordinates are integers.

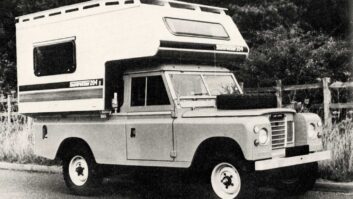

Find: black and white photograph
<box><xmin>0</xmin><ymin>0</ymin><xmax>352</xmax><ymax>198</ymax></box>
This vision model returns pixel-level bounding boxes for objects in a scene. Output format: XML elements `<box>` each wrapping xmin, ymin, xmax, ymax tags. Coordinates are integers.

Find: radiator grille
<box><xmin>270</xmin><ymin>114</ymin><xmax>286</xmax><ymax>150</ymax></box>
<box><xmin>286</xmin><ymin>121</ymin><xmax>295</xmax><ymax>145</ymax></box>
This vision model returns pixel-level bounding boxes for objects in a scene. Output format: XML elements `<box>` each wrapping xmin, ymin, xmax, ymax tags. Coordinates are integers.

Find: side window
<box><xmin>34</xmin><ymin>41</ymin><xmax>76</xmax><ymax>76</ymax></box>
<box><xmin>131</xmin><ymin>77</ymin><xmax>146</xmax><ymax>106</ymax></box>
<box><xmin>147</xmin><ymin>76</ymin><xmax>170</xmax><ymax>105</ymax></box>
<box><xmin>131</xmin><ymin>76</ymin><xmax>170</xmax><ymax>107</ymax></box>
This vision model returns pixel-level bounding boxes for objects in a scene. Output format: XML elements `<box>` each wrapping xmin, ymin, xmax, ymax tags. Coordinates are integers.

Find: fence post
<box><xmin>322</xmin><ymin>77</ymin><xmax>331</xmax><ymax>125</ymax></box>
<box><xmin>7</xmin><ymin>94</ymin><xmax>11</xmax><ymax>124</ymax></box>
<box><xmin>239</xmin><ymin>82</ymin><xmax>244</xmax><ymax>93</ymax></box>
<box><xmin>275</xmin><ymin>80</ymin><xmax>282</xmax><ymax>108</ymax></box>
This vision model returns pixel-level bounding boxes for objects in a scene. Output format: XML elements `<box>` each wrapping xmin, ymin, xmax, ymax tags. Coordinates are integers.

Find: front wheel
<box><xmin>198</xmin><ymin>157</ymin><xmax>257</xmax><ymax>199</ymax></box>
<box><xmin>63</xmin><ymin>147</ymin><xmax>103</xmax><ymax>195</ymax></box>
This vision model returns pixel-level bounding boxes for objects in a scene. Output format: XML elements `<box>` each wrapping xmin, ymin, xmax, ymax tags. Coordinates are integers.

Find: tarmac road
<box><xmin>0</xmin><ymin>169</ymin><xmax>352</xmax><ymax>199</ymax></box>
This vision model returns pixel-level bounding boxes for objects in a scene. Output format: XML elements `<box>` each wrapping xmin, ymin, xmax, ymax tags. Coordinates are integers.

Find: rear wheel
<box><xmin>63</xmin><ymin>146</ymin><xmax>103</xmax><ymax>195</ymax></box>
<box><xmin>274</xmin><ymin>162</ymin><xmax>318</xmax><ymax>195</ymax></box>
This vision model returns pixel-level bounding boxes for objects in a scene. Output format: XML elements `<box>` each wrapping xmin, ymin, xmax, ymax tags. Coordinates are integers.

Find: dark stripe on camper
<box><xmin>19</xmin><ymin>79</ymin><xmax>104</xmax><ymax>92</ymax></box>
<box><xmin>19</xmin><ymin>88</ymin><xmax>103</xmax><ymax>103</ymax></box>
<box><xmin>160</xmin><ymin>41</ymin><xmax>216</xmax><ymax>51</ymax></box>
<box><xmin>160</xmin><ymin>41</ymin><xmax>249</xmax><ymax>53</ymax></box>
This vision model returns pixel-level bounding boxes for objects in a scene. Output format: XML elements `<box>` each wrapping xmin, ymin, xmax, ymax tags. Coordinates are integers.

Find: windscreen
<box><xmin>203</xmin><ymin>75</ymin><xmax>239</xmax><ymax>95</ymax></box>
<box><xmin>164</xmin><ymin>18</ymin><xmax>229</xmax><ymax>40</ymax></box>
<box><xmin>170</xmin><ymin>73</ymin><xmax>240</xmax><ymax>98</ymax></box>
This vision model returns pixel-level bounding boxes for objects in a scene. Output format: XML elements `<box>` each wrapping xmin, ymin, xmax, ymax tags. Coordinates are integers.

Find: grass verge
<box><xmin>319</xmin><ymin>119</ymin><xmax>353</xmax><ymax>182</ymax></box>
<box><xmin>0</xmin><ymin>115</ymin><xmax>57</xmax><ymax>165</ymax></box>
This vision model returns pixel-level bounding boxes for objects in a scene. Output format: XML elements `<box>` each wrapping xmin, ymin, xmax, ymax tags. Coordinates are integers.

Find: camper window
<box><xmin>164</xmin><ymin>18</ymin><xmax>229</xmax><ymax>40</ymax></box>
<box><xmin>34</xmin><ymin>41</ymin><xmax>76</xmax><ymax>76</ymax></box>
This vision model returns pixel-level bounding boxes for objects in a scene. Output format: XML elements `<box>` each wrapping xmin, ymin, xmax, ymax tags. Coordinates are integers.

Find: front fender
<box><xmin>294</xmin><ymin>113</ymin><xmax>323</xmax><ymax>152</ymax></box>
<box><xmin>174</xmin><ymin>116</ymin><xmax>272</xmax><ymax>163</ymax></box>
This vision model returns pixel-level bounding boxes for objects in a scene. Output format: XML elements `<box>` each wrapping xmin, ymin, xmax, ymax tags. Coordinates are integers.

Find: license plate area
<box><xmin>285</xmin><ymin>145</ymin><xmax>309</xmax><ymax>157</ymax></box>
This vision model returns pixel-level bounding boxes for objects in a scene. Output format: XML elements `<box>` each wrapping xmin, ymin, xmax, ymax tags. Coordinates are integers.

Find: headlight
<box><xmin>259</xmin><ymin>129</ymin><xmax>268</xmax><ymax>145</ymax></box>
<box><xmin>254</xmin><ymin>126</ymin><xmax>269</xmax><ymax>146</ymax></box>
<box><xmin>258</xmin><ymin>128</ymin><xmax>269</xmax><ymax>145</ymax></box>
<box><xmin>308</xmin><ymin>123</ymin><xmax>316</xmax><ymax>139</ymax></box>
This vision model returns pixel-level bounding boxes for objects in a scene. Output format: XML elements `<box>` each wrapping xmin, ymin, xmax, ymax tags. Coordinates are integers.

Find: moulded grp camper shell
<box><xmin>16</xmin><ymin>0</ymin><xmax>249</xmax><ymax>114</ymax></box>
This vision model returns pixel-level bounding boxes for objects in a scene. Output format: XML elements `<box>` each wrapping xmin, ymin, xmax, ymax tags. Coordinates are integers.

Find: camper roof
<box><xmin>16</xmin><ymin>0</ymin><xmax>227</xmax><ymax>24</ymax></box>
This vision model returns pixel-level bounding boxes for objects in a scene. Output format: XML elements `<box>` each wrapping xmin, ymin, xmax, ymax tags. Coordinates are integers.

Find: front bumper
<box><xmin>255</xmin><ymin>150</ymin><xmax>331</xmax><ymax>171</ymax></box>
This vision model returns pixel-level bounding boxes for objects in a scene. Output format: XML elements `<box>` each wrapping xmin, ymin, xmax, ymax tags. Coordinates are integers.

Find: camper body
<box><xmin>16</xmin><ymin>0</ymin><xmax>330</xmax><ymax>198</ymax></box>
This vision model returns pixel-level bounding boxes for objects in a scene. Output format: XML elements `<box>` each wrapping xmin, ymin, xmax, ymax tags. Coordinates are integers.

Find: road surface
<box><xmin>0</xmin><ymin>169</ymin><xmax>352</xmax><ymax>199</ymax></box>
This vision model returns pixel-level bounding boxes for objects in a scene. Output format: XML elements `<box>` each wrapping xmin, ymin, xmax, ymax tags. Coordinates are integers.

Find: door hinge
<box><xmin>170</xmin><ymin>150</ymin><xmax>177</xmax><ymax>158</ymax></box>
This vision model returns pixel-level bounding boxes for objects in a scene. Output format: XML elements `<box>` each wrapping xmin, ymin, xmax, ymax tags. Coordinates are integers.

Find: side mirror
<box><xmin>112</xmin><ymin>92</ymin><xmax>118</xmax><ymax>113</ymax></box>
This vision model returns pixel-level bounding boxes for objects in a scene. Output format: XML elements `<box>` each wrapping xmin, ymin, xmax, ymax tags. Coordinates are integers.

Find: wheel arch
<box><xmin>55</xmin><ymin>137</ymin><xmax>96</xmax><ymax>162</ymax></box>
<box><xmin>190</xmin><ymin>137</ymin><xmax>246</xmax><ymax>168</ymax></box>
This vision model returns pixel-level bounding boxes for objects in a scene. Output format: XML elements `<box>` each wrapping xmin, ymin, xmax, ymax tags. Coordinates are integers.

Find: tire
<box><xmin>62</xmin><ymin>146</ymin><xmax>103</xmax><ymax>195</ymax></box>
<box><xmin>274</xmin><ymin>162</ymin><xmax>318</xmax><ymax>195</ymax></box>
<box><xmin>192</xmin><ymin>156</ymin><xmax>258</xmax><ymax>199</ymax></box>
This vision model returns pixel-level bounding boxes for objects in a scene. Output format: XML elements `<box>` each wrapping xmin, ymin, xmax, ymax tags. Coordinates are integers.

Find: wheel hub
<box><xmin>75</xmin><ymin>163</ymin><xmax>85</xmax><ymax>176</ymax></box>
<box><xmin>69</xmin><ymin>155</ymin><xmax>89</xmax><ymax>186</ymax></box>
<box><xmin>221</xmin><ymin>173</ymin><xmax>234</xmax><ymax>189</ymax></box>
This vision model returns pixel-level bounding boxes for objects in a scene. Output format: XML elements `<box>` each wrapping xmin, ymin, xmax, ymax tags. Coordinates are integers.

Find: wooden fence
<box><xmin>0</xmin><ymin>91</ymin><xmax>19</xmax><ymax>123</ymax></box>
<box><xmin>241</xmin><ymin>77</ymin><xmax>353</xmax><ymax>124</ymax></box>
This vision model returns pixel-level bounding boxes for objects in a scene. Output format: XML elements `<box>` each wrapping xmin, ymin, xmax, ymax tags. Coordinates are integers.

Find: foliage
<box><xmin>0</xmin><ymin>115</ymin><xmax>55</xmax><ymax>165</ymax></box>
<box><xmin>228</xmin><ymin>0</ymin><xmax>352</xmax><ymax>87</ymax></box>
<box><xmin>320</xmin><ymin>120</ymin><xmax>353</xmax><ymax>182</ymax></box>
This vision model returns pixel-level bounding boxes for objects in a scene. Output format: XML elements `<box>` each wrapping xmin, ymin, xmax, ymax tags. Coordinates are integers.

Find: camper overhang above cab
<box><xmin>16</xmin><ymin>0</ymin><xmax>249</xmax><ymax>114</ymax></box>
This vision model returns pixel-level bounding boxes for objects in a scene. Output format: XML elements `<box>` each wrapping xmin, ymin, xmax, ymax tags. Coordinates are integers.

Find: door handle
<box><xmin>130</xmin><ymin>128</ymin><xmax>136</xmax><ymax>138</ymax></box>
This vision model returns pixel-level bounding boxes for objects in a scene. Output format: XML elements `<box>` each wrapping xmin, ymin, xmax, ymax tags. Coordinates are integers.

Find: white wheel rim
<box><xmin>69</xmin><ymin>155</ymin><xmax>89</xmax><ymax>186</ymax></box>
<box><xmin>211</xmin><ymin>162</ymin><xmax>241</xmax><ymax>199</ymax></box>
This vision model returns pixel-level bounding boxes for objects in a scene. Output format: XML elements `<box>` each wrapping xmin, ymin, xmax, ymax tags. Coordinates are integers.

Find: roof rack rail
<box><xmin>16</xmin><ymin>0</ymin><xmax>227</xmax><ymax>24</ymax></box>
<box><xmin>141</xmin><ymin>0</ymin><xmax>226</xmax><ymax>14</ymax></box>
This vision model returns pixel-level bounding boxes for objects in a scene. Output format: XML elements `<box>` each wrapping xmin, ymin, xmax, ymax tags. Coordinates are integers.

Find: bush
<box><xmin>319</xmin><ymin>120</ymin><xmax>353</xmax><ymax>181</ymax></box>
<box><xmin>0</xmin><ymin>115</ymin><xmax>56</xmax><ymax>165</ymax></box>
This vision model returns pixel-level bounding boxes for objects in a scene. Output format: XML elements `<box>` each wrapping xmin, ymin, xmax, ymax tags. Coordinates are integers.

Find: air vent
<box><xmin>125</xmin><ymin>0</ymin><xmax>134</xmax><ymax>4</ymax></box>
<box><xmin>66</xmin><ymin>8</ymin><xmax>79</xmax><ymax>13</ymax></box>
<box><xmin>140</xmin><ymin>0</ymin><xmax>165</xmax><ymax>6</ymax></box>
<box><xmin>169</xmin><ymin>2</ymin><xmax>195</xmax><ymax>10</ymax></box>
<box><xmin>49</xmin><ymin>12</ymin><xmax>61</xmax><ymax>16</ymax></box>
<box><xmin>200</xmin><ymin>7</ymin><xmax>221</xmax><ymax>14</ymax></box>
<box><xmin>34</xmin><ymin>15</ymin><xmax>45</xmax><ymax>20</ymax></box>
<box><xmin>83</xmin><ymin>3</ymin><xmax>100</xmax><ymax>9</ymax></box>
<box><xmin>105</xmin><ymin>1</ymin><xmax>120</xmax><ymax>6</ymax></box>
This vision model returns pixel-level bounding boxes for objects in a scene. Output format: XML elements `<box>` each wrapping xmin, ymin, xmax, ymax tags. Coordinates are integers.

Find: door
<box><xmin>126</xmin><ymin>114</ymin><xmax>173</xmax><ymax>161</ymax></box>
<box><xmin>126</xmin><ymin>75</ymin><xmax>174</xmax><ymax>161</ymax></box>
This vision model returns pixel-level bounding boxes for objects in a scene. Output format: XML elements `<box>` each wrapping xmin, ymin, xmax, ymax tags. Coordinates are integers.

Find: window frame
<box><xmin>166</xmin><ymin>71</ymin><xmax>243</xmax><ymax>99</ymax></box>
<box><xmin>128</xmin><ymin>72</ymin><xmax>173</xmax><ymax>112</ymax></box>
<box><xmin>33</xmin><ymin>37</ymin><xmax>77</xmax><ymax>77</ymax></box>
<box><xmin>163</xmin><ymin>17</ymin><xmax>230</xmax><ymax>40</ymax></box>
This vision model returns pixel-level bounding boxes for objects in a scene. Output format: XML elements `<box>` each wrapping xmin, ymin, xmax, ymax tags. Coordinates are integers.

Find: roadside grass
<box><xmin>0</xmin><ymin>115</ymin><xmax>56</xmax><ymax>165</ymax></box>
<box><xmin>319</xmin><ymin>119</ymin><xmax>353</xmax><ymax>182</ymax></box>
